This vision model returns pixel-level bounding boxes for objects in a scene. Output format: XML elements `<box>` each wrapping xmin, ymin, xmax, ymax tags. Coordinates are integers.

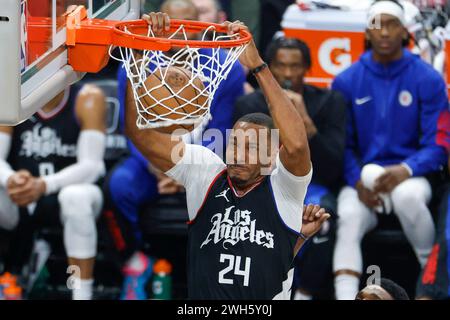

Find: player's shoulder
<box><xmin>406</xmin><ymin>54</ymin><xmax>447</xmax><ymax>98</ymax></box>
<box><xmin>412</xmin><ymin>57</ymin><xmax>445</xmax><ymax>84</ymax></box>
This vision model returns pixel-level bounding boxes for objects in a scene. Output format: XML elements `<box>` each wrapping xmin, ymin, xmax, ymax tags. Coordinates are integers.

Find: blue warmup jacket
<box><xmin>117</xmin><ymin>48</ymin><xmax>246</xmax><ymax>166</ymax></box>
<box><xmin>332</xmin><ymin>49</ymin><xmax>448</xmax><ymax>187</ymax></box>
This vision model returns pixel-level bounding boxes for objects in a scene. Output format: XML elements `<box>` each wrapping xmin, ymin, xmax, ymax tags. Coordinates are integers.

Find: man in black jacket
<box><xmin>234</xmin><ymin>37</ymin><xmax>346</xmax><ymax>299</ymax></box>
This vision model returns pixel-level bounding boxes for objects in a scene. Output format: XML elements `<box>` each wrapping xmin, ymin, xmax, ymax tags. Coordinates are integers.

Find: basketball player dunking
<box><xmin>126</xmin><ymin>12</ymin><xmax>330</xmax><ymax>299</ymax></box>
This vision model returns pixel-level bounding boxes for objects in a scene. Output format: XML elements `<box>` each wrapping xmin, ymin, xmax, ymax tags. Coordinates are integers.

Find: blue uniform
<box><xmin>332</xmin><ymin>49</ymin><xmax>448</xmax><ymax>187</ymax></box>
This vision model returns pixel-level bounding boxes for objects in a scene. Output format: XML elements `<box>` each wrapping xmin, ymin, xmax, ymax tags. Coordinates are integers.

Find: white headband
<box><xmin>368</xmin><ymin>1</ymin><xmax>406</xmax><ymax>27</ymax></box>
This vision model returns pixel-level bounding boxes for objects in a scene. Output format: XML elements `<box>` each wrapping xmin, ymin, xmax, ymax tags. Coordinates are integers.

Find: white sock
<box><xmin>72</xmin><ymin>278</ymin><xmax>94</xmax><ymax>300</ymax></box>
<box><xmin>334</xmin><ymin>274</ymin><xmax>359</xmax><ymax>300</ymax></box>
<box><xmin>293</xmin><ymin>289</ymin><xmax>312</xmax><ymax>300</ymax></box>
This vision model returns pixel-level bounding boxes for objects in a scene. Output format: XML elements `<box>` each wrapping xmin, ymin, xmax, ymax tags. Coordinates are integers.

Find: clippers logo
<box><xmin>318</xmin><ymin>38</ymin><xmax>352</xmax><ymax>76</ymax></box>
<box><xmin>399</xmin><ymin>90</ymin><xmax>413</xmax><ymax>107</ymax></box>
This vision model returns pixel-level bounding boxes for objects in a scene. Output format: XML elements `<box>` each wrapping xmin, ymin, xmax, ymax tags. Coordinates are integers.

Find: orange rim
<box><xmin>112</xmin><ymin>19</ymin><xmax>252</xmax><ymax>50</ymax></box>
<box><xmin>66</xmin><ymin>6</ymin><xmax>251</xmax><ymax>72</ymax></box>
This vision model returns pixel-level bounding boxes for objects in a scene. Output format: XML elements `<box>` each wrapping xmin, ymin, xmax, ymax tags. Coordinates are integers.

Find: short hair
<box><xmin>265</xmin><ymin>37</ymin><xmax>312</xmax><ymax>70</ymax></box>
<box><xmin>235</xmin><ymin>113</ymin><xmax>274</xmax><ymax>130</ymax></box>
<box><xmin>380</xmin><ymin>278</ymin><xmax>410</xmax><ymax>300</ymax></box>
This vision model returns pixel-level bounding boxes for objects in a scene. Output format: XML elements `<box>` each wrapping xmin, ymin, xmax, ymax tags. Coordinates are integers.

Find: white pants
<box><xmin>0</xmin><ymin>184</ymin><xmax>102</xmax><ymax>259</ymax></box>
<box><xmin>333</xmin><ymin>177</ymin><xmax>434</xmax><ymax>274</ymax></box>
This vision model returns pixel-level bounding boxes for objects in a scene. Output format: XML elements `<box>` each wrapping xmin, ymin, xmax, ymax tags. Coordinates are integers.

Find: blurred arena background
<box><xmin>0</xmin><ymin>0</ymin><xmax>449</xmax><ymax>300</ymax></box>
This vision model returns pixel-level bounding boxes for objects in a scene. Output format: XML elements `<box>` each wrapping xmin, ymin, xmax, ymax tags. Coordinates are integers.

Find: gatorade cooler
<box><xmin>282</xmin><ymin>3</ymin><xmax>368</xmax><ymax>88</ymax></box>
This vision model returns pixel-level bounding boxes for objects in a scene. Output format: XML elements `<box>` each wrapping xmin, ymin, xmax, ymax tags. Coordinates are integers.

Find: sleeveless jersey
<box><xmin>7</xmin><ymin>87</ymin><xmax>80</xmax><ymax>177</ymax></box>
<box><xmin>187</xmin><ymin>170</ymin><xmax>299</xmax><ymax>299</ymax></box>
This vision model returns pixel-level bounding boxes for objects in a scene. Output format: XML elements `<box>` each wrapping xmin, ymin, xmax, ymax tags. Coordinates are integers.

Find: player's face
<box><xmin>355</xmin><ymin>285</ymin><xmax>394</xmax><ymax>300</ymax></box>
<box><xmin>270</xmin><ymin>48</ymin><xmax>307</xmax><ymax>92</ymax></box>
<box><xmin>366</xmin><ymin>14</ymin><xmax>407</xmax><ymax>58</ymax></box>
<box><xmin>226</xmin><ymin>122</ymin><xmax>274</xmax><ymax>188</ymax></box>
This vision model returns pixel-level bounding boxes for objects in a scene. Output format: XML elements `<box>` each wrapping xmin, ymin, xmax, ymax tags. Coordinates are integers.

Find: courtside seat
<box><xmin>362</xmin><ymin>216</ymin><xmax>421</xmax><ymax>298</ymax></box>
<box><xmin>138</xmin><ymin>194</ymin><xmax>190</xmax><ymax>299</ymax></box>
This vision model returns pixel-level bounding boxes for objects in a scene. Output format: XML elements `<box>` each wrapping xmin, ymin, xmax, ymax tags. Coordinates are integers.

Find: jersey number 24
<box><xmin>218</xmin><ymin>254</ymin><xmax>251</xmax><ymax>287</ymax></box>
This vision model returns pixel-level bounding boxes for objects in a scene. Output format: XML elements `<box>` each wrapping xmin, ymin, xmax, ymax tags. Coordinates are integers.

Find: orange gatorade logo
<box><xmin>284</xmin><ymin>28</ymin><xmax>366</xmax><ymax>87</ymax></box>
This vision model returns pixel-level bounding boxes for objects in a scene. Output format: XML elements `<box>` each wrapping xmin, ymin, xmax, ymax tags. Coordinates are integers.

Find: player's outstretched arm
<box><xmin>224</xmin><ymin>21</ymin><xmax>311</xmax><ymax>177</ymax></box>
<box><xmin>124</xmin><ymin>12</ymin><xmax>185</xmax><ymax>173</ymax></box>
<box><xmin>125</xmin><ymin>82</ymin><xmax>185</xmax><ymax>173</ymax></box>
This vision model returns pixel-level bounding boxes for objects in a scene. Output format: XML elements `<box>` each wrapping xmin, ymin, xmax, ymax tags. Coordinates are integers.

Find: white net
<box><xmin>110</xmin><ymin>23</ymin><xmax>248</xmax><ymax>130</ymax></box>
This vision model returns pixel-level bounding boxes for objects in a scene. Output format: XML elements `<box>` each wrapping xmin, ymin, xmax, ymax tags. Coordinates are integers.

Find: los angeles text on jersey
<box><xmin>176</xmin><ymin>304</ymin><xmax>272</xmax><ymax>318</ymax></box>
<box><xmin>200</xmin><ymin>205</ymin><xmax>274</xmax><ymax>249</ymax></box>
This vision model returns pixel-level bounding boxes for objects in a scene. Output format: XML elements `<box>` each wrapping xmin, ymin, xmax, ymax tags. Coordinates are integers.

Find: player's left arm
<box><xmin>204</xmin><ymin>61</ymin><xmax>245</xmax><ymax>146</ymax></box>
<box><xmin>224</xmin><ymin>22</ymin><xmax>311</xmax><ymax>177</ymax></box>
<box><xmin>41</xmin><ymin>84</ymin><xmax>107</xmax><ymax>195</ymax></box>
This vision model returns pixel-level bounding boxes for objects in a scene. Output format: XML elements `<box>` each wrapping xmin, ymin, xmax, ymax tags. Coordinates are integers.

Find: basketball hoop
<box><xmin>65</xmin><ymin>6</ymin><xmax>251</xmax><ymax>130</ymax></box>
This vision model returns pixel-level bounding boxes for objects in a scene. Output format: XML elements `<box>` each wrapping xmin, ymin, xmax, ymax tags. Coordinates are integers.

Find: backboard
<box><xmin>0</xmin><ymin>0</ymin><xmax>140</xmax><ymax>125</ymax></box>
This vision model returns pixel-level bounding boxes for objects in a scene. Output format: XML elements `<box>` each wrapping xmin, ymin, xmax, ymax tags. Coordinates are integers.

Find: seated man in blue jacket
<box><xmin>105</xmin><ymin>0</ymin><xmax>245</xmax><ymax>300</ymax></box>
<box><xmin>331</xmin><ymin>0</ymin><xmax>448</xmax><ymax>300</ymax></box>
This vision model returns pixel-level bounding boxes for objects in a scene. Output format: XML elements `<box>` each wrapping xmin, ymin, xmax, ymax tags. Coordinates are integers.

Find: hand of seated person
<box><xmin>373</xmin><ymin>165</ymin><xmax>411</xmax><ymax>194</ymax></box>
<box><xmin>356</xmin><ymin>180</ymin><xmax>382</xmax><ymax>209</ymax></box>
<box><xmin>7</xmin><ymin>170</ymin><xmax>46</xmax><ymax>207</ymax></box>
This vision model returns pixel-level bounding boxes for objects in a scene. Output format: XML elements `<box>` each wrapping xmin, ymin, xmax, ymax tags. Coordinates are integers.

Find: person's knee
<box><xmin>59</xmin><ymin>185</ymin><xmax>101</xmax><ymax>258</ymax></box>
<box><xmin>337</xmin><ymin>192</ymin><xmax>363</xmax><ymax>228</ymax></box>
<box><xmin>59</xmin><ymin>185</ymin><xmax>102</xmax><ymax>235</ymax></box>
<box><xmin>336</xmin><ymin>188</ymin><xmax>372</xmax><ymax>241</ymax></box>
<box><xmin>335</xmin><ymin>212</ymin><xmax>364</xmax><ymax>244</ymax></box>
<box><xmin>391</xmin><ymin>179</ymin><xmax>430</xmax><ymax>221</ymax></box>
